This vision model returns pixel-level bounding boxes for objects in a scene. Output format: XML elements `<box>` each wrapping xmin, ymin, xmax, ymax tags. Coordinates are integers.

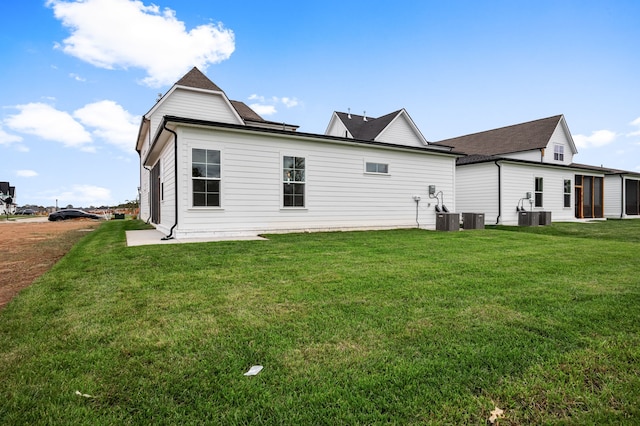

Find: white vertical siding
<box><xmin>457</xmin><ymin>161</ymin><xmax>576</xmax><ymax>225</ymax></box>
<box><xmin>543</xmin><ymin>123</ymin><xmax>575</xmax><ymax>165</ymax></box>
<box><xmin>138</xmin><ymin>126</ymin><xmax>152</xmax><ymax>222</ymax></box>
<box><xmin>502</xmin><ymin>150</ymin><xmax>543</xmax><ymax>162</ymax></box>
<box><xmin>148</xmin><ymin>89</ymin><xmax>240</xmax><ymax>141</ymax></box>
<box><xmin>455</xmin><ymin>163</ymin><xmax>499</xmax><ymax>224</ymax></box>
<box><xmin>604</xmin><ymin>175</ymin><xmax>623</xmax><ymax>218</ymax></box>
<box><xmin>325</xmin><ymin>118</ymin><xmax>349</xmax><ymax>138</ymax></box>
<box><xmin>156</xmin><ymin>142</ymin><xmax>176</xmax><ymax>234</ymax></box>
<box><xmin>376</xmin><ymin>115</ymin><xmax>425</xmax><ymax>147</ymax></box>
<box><xmin>501</xmin><ymin>163</ymin><xmax>575</xmax><ymax>225</ymax></box>
<box><xmin>139</xmin><ymin>167</ymin><xmax>151</xmax><ymax>221</ymax></box>
<box><xmin>170</xmin><ymin>126</ymin><xmax>456</xmax><ymax>237</ymax></box>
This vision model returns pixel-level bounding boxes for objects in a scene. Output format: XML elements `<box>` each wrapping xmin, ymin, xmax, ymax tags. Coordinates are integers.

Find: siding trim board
<box><xmin>457</xmin><ymin>156</ymin><xmax>606</xmax><ymax>175</ymax></box>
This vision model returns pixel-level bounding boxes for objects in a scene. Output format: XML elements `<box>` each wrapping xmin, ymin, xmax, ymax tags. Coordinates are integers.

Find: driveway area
<box><xmin>0</xmin><ymin>217</ymin><xmax>99</xmax><ymax>309</ymax></box>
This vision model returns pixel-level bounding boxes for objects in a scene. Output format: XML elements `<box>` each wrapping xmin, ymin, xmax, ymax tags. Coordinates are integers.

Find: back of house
<box><xmin>136</xmin><ymin>68</ymin><xmax>459</xmax><ymax>239</ymax></box>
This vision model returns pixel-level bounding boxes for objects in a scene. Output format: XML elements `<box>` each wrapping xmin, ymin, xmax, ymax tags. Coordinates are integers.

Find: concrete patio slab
<box><xmin>125</xmin><ymin>229</ymin><xmax>266</xmax><ymax>247</ymax></box>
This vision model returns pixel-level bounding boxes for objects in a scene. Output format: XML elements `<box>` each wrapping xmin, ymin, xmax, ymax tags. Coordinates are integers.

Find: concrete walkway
<box><xmin>125</xmin><ymin>229</ymin><xmax>266</xmax><ymax>247</ymax></box>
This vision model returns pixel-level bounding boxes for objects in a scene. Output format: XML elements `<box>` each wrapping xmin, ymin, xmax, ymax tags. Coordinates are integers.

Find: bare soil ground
<box><xmin>0</xmin><ymin>218</ymin><xmax>100</xmax><ymax>309</ymax></box>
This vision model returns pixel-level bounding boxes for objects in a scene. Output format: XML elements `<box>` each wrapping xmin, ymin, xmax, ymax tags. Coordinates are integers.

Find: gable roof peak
<box><xmin>334</xmin><ymin>109</ymin><xmax>404</xmax><ymax>140</ymax></box>
<box><xmin>175</xmin><ymin>67</ymin><xmax>223</xmax><ymax>92</ymax></box>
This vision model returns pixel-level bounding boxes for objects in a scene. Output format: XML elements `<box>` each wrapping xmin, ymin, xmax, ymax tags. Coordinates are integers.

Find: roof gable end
<box><xmin>375</xmin><ymin>109</ymin><xmax>429</xmax><ymax>146</ymax></box>
<box><xmin>327</xmin><ymin>109</ymin><xmax>429</xmax><ymax>146</ymax></box>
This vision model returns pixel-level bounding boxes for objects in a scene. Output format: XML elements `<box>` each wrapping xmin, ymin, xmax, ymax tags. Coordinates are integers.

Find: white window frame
<box><xmin>563</xmin><ymin>179</ymin><xmax>571</xmax><ymax>208</ymax></box>
<box><xmin>282</xmin><ymin>154</ymin><xmax>306</xmax><ymax>209</ymax></box>
<box><xmin>190</xmin><ymin>146</ymin><xmax>222</xmax><ymax>209</ymax></box>
<box><xmin>534</xmin><ymin>177</ymin><xmax>543</xmax><ymax>207</ymax></box>
<box><xmin>554</xmin><ymin>144</ymin><xmax>564</xmax><ymax>161</ymax></box>
<box><xmin>364</xmin><ymin>160</ymin><xmax>390</xmax><ymax>175</ymax></box>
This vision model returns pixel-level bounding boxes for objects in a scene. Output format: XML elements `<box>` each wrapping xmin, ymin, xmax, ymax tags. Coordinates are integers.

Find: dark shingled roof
<box><xmin>434</xmin><ymin>115</ymin><xmax>564</xmax><ymax>156</ymax></box>
<box><xmin>335</xmin><ymin>110</ymin><xmax>403</xmax><ymax>141</ymax></box>
<box><xmin>230</xmin><ymin>100</ymin><xmax>265</xmax><ymax>122</ymax></box>
<box><xmin>175</xmin><ymin>67</ymin><xmax>223</xmax><ymax>92</ymax></box>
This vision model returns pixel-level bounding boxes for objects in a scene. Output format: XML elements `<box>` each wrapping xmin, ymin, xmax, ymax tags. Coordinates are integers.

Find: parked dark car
<box><xmin>48</xmin><ymin>209</ymin><xmax>101</xmax><ymax>221</ymax></box>
<box><xmin>16</xmin><ymin>209</ymin><xmax>36</xmax><ymax>215</ymax></box>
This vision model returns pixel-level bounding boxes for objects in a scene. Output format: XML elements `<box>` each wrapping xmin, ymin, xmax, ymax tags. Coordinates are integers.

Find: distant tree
<box><xmin>66</xmin><ymin>204</ymin><xmax>73</xmax><ymax>209</ymax></box>
<box><xmin>116</xmin><ymin>199</ymin><xmax>139</xmax><ymax>209</ymax></box>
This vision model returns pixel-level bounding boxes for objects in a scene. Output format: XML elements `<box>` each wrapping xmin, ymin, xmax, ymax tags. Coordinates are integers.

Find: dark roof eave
<box><xmin>135</xmin><ymin>117</ymin><xmax>150</xmax><ymax>154</ymax></box>
<box><xmin>143</xmin><ymin>115</ymin><xmax>461</xmax><ymax>165</ymax></box>
<box><xmin>457</xmin><ymin>156</ymin><xmax>610</xmax><ymax>173</ymax></box>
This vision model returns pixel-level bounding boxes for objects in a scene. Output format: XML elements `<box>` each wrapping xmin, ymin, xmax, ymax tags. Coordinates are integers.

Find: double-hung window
<box><xmin>554</xmin><ymin>145</ymin><xmax>564</xmax><ymax>161</ymax></box>
<box><xmin>564</xmin><ymin>179</ymin><xmax>571</xmax><ymax>208</ymax></box>
<box><xmin>283</xmin><ymin>156</ymin><xmax>305</xmax><ymax>207</ymax></box>
<box><xmin>192</xmin><ymin>148</ymin><xmax>221</xmax><ymax>207</ymax></box>
<box><xmin>535</xmin><ymin>177</ymin><xmax>543</xmax><ymax>207</ymax></box>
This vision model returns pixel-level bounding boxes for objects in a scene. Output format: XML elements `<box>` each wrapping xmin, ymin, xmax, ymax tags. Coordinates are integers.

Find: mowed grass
<box><xmin>1</xmin><ymin>220</ymin><xmax>639</xmax><ymax>424</ymax></box>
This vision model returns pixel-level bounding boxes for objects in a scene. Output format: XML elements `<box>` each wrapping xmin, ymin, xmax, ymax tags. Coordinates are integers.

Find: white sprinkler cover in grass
<box><xmin>243</xmin><ymin>365</ymin><xmax>263</xmax><ymax>376</ymax></box>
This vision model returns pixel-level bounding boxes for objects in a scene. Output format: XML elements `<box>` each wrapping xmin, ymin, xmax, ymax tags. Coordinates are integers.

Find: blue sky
<box><xmin>1</xmin><ymin>0</ymin><xmax>639</xmax><ymax>208</ymax></box>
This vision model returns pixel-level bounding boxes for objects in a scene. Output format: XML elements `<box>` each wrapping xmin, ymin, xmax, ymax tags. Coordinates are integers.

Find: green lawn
<box><xmin>1</xmin><ymin>220</ymin><xmax>639</xmax><ymax>424</ymax></box>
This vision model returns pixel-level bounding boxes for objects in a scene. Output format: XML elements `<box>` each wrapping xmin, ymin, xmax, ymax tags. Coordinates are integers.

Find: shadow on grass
<box><xmin>487</xmin><ymin>219</ymin><xmax>640</xmax><ymax>244</ymax></box>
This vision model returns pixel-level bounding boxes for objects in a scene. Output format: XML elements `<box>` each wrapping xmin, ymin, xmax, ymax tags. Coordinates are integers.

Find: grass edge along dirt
<box><xmin>0</xmin><ymin>220</ymin><xmax>639</xmax><ymax>424</ymax></box>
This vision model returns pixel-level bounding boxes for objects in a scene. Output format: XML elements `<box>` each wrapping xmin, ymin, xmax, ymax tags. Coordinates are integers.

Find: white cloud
<box><xmin>247</xmin><ymin>94</ymin><xmax>300</xmax><ymax>117</ymax></box>
<box><xmin>279</xmin><ymin>97</ymin><xmax>299</xmax><ymax>108</ymax></box>
<box><xmin>47</xmin><ymin>0</ymin><xmax>235</xmax><ymax>87</ymax></box>
<box><xmin>4</xmin><ymin>102</ymin><xmax>92</xmax><ymax>148</ymax></box>
<box><xmin>74</xmin><ymin>100</ymin><xmax>139</xmax><ymax>151</ymax></box>
<box><xmin>0</xmin><ymin>126</ymin><xmax>23</xmax><ymax>145</ymax></box>
<box><xmin>16</xmin><ymin>170</ymin><xmax>38</xmax><ymax>177</ymax></box>
<box><xmin>69</xmin><ymin>73</ymin><xmax>86</xmax><ymax>82</ymax></box>
<box><xmin>249</xmin><ymin>104</ymin><xmax>277</xmax><ymax>116</ymax></box>
<box><xmin>53</xmin><ymin>184</ymin><xmax>113</xmax><ymax>207</ymax></box>
<box><xmin>628</xmin><ymin>116</ymin><xmax>640</xmax><ymax>137</ymax></box>
<box><xmin>573</xmin><ymin>130</ymin><xmax>617</xmax><ymax>149</ymax></box>
<box><xmin>4</xmin><ymin>100</ymin><xmax>138</xmax><ymax>153</ymax></box>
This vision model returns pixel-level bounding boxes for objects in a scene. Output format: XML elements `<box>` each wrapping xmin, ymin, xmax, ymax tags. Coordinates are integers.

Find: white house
<box><xmin>604</xmin><ymin>169</ymin><xmax>640</xmax><ymax>219</ymax></box>
<box><xmin>136</xmin><ymin>68</ymin><xmax>459</xmax><ymax>239</ymax></box>
<box><xmin>0</xmin><ymin>182</ymin><xmax>15</xmax><ymax>215</ymax></box>
<box><xmin>568</xmin><ymin>163</ymin><xmax>640</xmax><ymax>219</ymax></box>
<box><xmin>433</xmin><ymin>115</ymin><xmax>610</xmax><ymax>225</ymax></box>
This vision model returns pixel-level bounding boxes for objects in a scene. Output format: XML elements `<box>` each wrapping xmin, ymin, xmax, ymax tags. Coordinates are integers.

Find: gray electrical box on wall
<box><xmin>428</xmin><ymin>185</ymin><xmax>436</xmax><ymax>195</ymax></box>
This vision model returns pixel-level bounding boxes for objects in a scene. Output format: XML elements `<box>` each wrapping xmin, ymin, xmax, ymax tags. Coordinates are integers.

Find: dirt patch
<box><xmin>0</xmin><ymin>219</ymin><xmax>100</xmax><ymax>309</ymax></box>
